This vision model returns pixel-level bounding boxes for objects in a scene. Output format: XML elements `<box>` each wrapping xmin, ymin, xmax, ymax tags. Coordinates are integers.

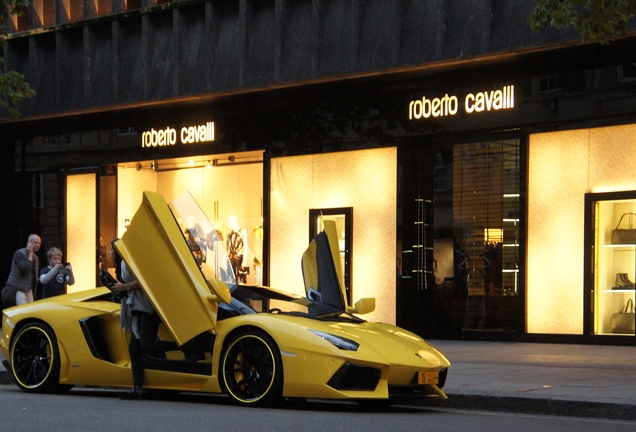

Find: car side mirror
<box><xmin>205</xmin><ymin>278</ymin><xmax>232</xmax><ymax>304</ymax></box>
<box><xmin>346</xmin><ymin>297</ymin><xmax>375</xmax><ymax>315</ymax></box>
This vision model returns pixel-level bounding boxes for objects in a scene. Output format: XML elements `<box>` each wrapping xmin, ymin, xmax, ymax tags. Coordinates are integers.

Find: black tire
<box><xmin>220</xmin><ymin>330</ymin><xmax>283</xmax><ymax>407</ymax></box>
<box><xmin>10</xmin><ymin>322</ymin><xmax>72</xmax><ymax>393</ymax></box>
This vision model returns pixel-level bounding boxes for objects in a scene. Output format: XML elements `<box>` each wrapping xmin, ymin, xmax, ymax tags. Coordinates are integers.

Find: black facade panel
<box><xmin>210</xmin><ymin>0</ymin><xmax>241</xmax><ymax>92</ymax></box>
<box><xmin>442</xmin><ymin>0</ymin><xmax>494</xmax><ymax>58</ymax></box>
<box><xmin>357</xmin><ymin>0</ymin><xmax>401</xmax><ymax>70</ymax></box>
<box><xmin>147</xmin><ymin>11</ymin><xmax>176</xmax><ymax>100</ymax></box>
<box><xmin>280</xmin><ymin>0</ymin><xmax>313</xmax><ymax>81</ymax></box>
<box><xmin>29</xmin><ymin>34</ymin><xmax>57</xmax><ymax>113</ymax></box>
<box><xmin>58</xmin><ymin>28</ymin><xmax>85</xmax><ymax>111</ymax></box>
<box><xmin>178</xmin><ymin>4</ymin><xmax>210</xmax><ymax>94</ymax></box>
<box><xmin>244</xmin><ymin>0</ymin><xmax>276</xmax><ymax>86</ymax></box>
<box><xmin>116</xmin><ymin>16</ymin><xmax>144</xmax><ymax>102</ymax></box>
<box><xmin>319</xmin><ymin>1</ymin><xmax>356</xmax><ymax>75</ymax></box>
<box><xmin>86</xmin><ymin>22</ymin><xmax>114</xmax><ymax>107</ymax></box>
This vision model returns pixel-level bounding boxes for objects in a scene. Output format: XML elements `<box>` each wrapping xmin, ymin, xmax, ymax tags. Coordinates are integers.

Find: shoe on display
<box><xmin>615</xmin><ymin>273</ymin><xmax>635</xmax><ymax>289</ymax></box>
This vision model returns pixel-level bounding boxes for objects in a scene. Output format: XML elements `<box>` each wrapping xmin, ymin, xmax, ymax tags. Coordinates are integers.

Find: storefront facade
<box><xmin>2</xmin><ymin>0</ymin><xmax>636</xmax><ymax>344</ymax></box>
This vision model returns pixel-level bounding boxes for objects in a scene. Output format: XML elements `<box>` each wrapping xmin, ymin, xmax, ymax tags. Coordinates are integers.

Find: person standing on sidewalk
<box><xmin>2</xmin><ymin>234</ymin><xmax>41</xmax><ymax>306</ymax></box>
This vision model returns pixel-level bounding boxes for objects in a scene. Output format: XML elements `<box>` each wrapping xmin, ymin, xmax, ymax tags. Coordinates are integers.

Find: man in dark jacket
<box><xmin>2</xmin><ymin>234</ymin><xmax>41</xmax><ymax>307</ymax></box>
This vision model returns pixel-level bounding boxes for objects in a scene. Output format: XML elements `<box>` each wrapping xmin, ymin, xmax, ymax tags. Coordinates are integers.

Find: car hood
<box><xmin>115</xmin><ymin>191</ymin><xmax>231</xmax><ymax>345</ymax></box>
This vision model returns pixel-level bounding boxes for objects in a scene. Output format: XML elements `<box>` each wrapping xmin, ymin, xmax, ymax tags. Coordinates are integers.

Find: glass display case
<box><xmin>587</xmin><ymin>192</ymin><xmax>636</xmax><ymax>336</ymax></box>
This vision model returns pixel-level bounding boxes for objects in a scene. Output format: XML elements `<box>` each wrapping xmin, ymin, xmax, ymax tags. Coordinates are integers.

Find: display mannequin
<box><xmin>227</xmin><ymin>215</ymin><xmax>248</xmax><ymax>283</ymax></box>
<box><xmin>185</xmin><ymin>216</ymin><xmax>206</xmax><ymax>266</ymax></box>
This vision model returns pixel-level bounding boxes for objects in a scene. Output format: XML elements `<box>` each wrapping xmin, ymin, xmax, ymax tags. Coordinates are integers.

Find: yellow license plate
<box><xmin>418</xmin><ymin>371</ymin><xmax>439</xmax><ymax>385</ymax></box>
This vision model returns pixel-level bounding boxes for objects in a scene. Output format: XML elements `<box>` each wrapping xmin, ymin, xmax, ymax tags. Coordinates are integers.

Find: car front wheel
<box><xmin>10</xmin><ymin>322</ymin><xmax>71</xmax><ymax>393</ymax></box>
<box><xmin>220</xmin><ymin>331</ymin><xmax>283</xmax><ymax>407</ymax></box>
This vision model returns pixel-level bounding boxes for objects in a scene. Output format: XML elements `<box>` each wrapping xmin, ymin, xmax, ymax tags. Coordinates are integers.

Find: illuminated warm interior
<box><xmin>270</xmin><ymin>147</ymin><xmax>397</xmax><ymax>324</ymax></box>
<box><xmin>528</xmin><ymin>123</ymin><xmax>636</xmax><ymax>334</ymax></box>
<box><xmin>66</xmin><ymin>173</ymin><xmax>97</xmax><ymax>293</ymax></box>
<box><xmin>116</xmin><ymin>152</ymin><xmax>264</xmax><ymax>286</ymax></box>
<box><xmin>66</xmin><ymin>151</ymin><xmax>263</xmax><ymax>291</ymax></box>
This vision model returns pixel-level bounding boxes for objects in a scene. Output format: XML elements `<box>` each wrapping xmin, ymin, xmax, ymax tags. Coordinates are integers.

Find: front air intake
<box><xmin>327</xmin><ymin>363</ymin><xmax>381</xmax><ymax>391</ymax></box>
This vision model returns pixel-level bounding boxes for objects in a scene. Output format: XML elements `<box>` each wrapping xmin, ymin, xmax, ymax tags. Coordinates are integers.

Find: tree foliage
<box><xmin>529</xmin><ymin>0</ymin><xmax>636</xmax><ymax>44</ymax></box>
<box><xmin>1</xmin><ymin>0</ymin><xmax>35</xmax><ymax>116</ymax></box>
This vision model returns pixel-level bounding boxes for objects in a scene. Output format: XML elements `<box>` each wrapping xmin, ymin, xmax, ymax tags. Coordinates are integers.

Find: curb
<box><xmin>435</xmin><ymin>394</ymin><xmax>636</xmax><ymax>421</ymax></box>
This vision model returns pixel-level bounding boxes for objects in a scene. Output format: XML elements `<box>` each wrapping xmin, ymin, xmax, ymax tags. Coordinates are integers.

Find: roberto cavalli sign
<box><xmin>141</xmin><ymin>121</ymin><xmax>215</xmax><ymax>148</ymax></box>
<box><xmin>408</xmin><ymin>85</ymin><xmax>515</xmax><ymax>120</ymax></box>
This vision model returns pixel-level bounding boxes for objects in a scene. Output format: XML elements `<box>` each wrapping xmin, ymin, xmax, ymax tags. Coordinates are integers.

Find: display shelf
<box><xmin>501</xmin><ymin>209</ymin><xmax>519</xmax><ymax>293</ymax></box>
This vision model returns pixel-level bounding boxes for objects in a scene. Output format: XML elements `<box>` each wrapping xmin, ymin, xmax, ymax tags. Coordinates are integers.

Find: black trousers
<box><xmin>128</xmin><ymin>311</ymin><xmax>179</xmax><ymax>387</ymax></box>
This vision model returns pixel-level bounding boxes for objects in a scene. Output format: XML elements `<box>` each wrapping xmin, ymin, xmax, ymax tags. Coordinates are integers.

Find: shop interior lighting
<box><xmin>127</xmin><ymin>152</ymin><xmax>263</xmax><ymax>172</ymax></box>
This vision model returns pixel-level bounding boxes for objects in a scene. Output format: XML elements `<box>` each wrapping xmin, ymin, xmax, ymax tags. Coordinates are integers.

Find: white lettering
<box><xmin>465</xmin><ymin>94</ymin><xmax>475</xmax><ymax>113</ymax></box>
<box><xmin>492</xmin><ymin>90</ymin><xmax>503</xmax><ymax>110</ymax></box>
<box><xmin>411</xmin><ymin>85</ymin><xmax>514</xmax><ymax>120</ymax></box>
<box><xmin>465</xmin><ymin>85</ymin><xmax>515</xmax><ymax>114</ymax></box>
<box><xmin>142</xmin><ymin>121</ymin><xmax>215</xmax><ymax>147</ymax></box>
<box><xmin>180</xmin><ymin>122</ymin><xmax>216</xmax><ymax>144</ymax></box>
<box><xmin>141</xmin><ymin>127</ymin><xmax>177</xmax><ymax>148</ymax></box>
<box><xmin>408</xmin><ymin>95</ymin><xmax>458</xmax><ymax>119</ymax></box>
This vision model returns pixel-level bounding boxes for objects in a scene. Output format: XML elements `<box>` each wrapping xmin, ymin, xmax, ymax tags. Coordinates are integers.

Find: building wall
<box><xmin>528</xmin><ymin>123</ymin><xmax>636</xmax><ymax>334</ymax></box>
<box><xmin>2</xmin><ymin>0</ymin><xmax>582</xmax><ymax>121</ymax></box>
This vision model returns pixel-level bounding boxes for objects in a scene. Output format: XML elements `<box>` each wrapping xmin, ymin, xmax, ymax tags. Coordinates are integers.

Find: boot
<box><xmin>615</xmin><ymin>273</ymin><xmax>635</xmax><ymax>288</ymax></box>
<box><xmin>621</xmin><ymin>273</ymin><xmax>635</xmax><ymax>287</ymax></box>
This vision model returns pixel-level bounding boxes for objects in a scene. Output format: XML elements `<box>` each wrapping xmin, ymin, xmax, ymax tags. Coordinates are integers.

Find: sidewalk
<box><xmin>426</xmin><ymin>339</ymin><xmax>636</xmax><ymax>420</ymax></box>
<box><xmin>2</xmin><ymin>339</ymin><xmax>636</xmax><ymax>420</ymax></box>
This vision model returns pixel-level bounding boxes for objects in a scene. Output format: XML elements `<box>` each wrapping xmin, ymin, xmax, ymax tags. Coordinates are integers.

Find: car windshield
<box><xmin>169</xmin><ymin>192</ymin><xmax>238</xmax><ymax>292</ymax></box>
<box><xmin>168</xmin><ymin>191</ymin><xmax>364</xmax><ymax>323</ymax></box>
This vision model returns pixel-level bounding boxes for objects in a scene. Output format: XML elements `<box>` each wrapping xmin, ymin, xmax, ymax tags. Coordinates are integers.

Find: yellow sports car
<box><xmin>1</xmin><ymin>191</ymin><xmax>450</xmax><ymax>406</ymax></box>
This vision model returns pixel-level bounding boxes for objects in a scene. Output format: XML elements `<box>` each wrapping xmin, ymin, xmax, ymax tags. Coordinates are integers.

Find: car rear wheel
<box><xmin>10</xmin><ymin>322</ymin><xmax>71</xmax><ymax>393</ymax></box>
<box><xmin>220</xmin><ymin>331</ymin><xmax>283</xmax><ymax>407</ymax></box>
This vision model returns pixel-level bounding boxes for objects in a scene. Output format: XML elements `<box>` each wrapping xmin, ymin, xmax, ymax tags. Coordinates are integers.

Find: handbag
<box><xmin>609</xmin><ymin>298</ymin><xmax>635</xmax><ymax>334</ymax></box>
<box><xmin>611</xmin><ymin>213</ymin><xmax>636</xmax><ymax>245</ymax></box>
<box><xmin>1</xmin><ymin>285</ymin><xmax>18</xmax><ymax>308</ymax></box>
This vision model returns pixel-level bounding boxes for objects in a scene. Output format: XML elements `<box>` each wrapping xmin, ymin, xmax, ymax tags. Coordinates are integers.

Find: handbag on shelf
<box><xmin>611</xmin><ymin>213</ymin><xmax>636</xmax><ymax>245</ymax></box>
<box><xmin>609</xmin><ymin>299</ymin><xmax>635</xmax><ymax>334</ymax></box>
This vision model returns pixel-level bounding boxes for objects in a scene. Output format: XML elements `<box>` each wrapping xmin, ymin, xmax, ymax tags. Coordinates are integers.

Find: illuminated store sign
<box><xmin>408</xmin><ymin>85</ymin><xmax>514</xmax><ymax>120</ymax></box>
<box><xmin>141</xmin><ymin>121</ymin><xmax>215</xmax><ymax>148</ymax></box>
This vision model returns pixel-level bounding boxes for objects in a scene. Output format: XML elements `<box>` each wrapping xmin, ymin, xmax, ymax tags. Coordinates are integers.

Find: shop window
<box><xmin>117</xmin><ymin>126</ymin><xmax>138</xmax><ymax>135</ymax></box>
<box><xmin>535</xmin><ymin>74</ymin><xmax>563</xmax><ymax>94</ymax></box>
<box><xmin>619</xmin><ymin>62</ymin><xmax>636</xmax><ymax>82</ymax></box>
<box><xmin>399</xmin><ymin>137</ymin><xmax>523</xmax><ymax>337</ymax></box>
<box><xmin>450</xmin><ymin>139</ymin><xmax>522</xmax><ymax>331</ymax></box>
<box><xmin>585</xmin><ymin>192</ymin><xmax>636</xmax><ymax>336</ymax></box>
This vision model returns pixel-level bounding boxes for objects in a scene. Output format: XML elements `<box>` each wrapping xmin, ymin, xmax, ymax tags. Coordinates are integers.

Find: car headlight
<box><xmin>308</xmin><ymin>330</ymin><xmax>359</xmax><ymax>351</ymax></box>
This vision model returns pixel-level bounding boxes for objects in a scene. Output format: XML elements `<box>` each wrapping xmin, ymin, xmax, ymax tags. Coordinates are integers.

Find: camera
<box><xmin>63</xmin><ymin>262</ymin><xmax>71</xmax><ymax>267</ymax></box>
